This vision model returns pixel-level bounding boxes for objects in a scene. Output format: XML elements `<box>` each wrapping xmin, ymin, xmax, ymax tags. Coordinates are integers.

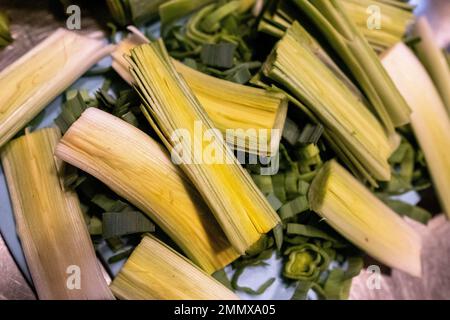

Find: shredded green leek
<box><xmin>102</xmin><ymin>211</ymin><xmax>155</xmax><ymax>239</ymax></box>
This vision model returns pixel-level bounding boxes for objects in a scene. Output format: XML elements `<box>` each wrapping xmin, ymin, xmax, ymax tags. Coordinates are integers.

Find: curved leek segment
<box><xmin>110</xmin><ymin>235</ymin><xmax>239</xmax><ymax>300</ymax></box>
<box><xmin>55</xmin><ymin>108</ymin><xmax>239</xmax><ymax>273</ymax></box>
<box><xmin>0</xmin><ymin>28</ymin><xmax>113</xmax><ymax>148</ymax></box>
<box><xmin>309</xmin><ymin>160</ymin><xmax>422</xmax><ymax>277</ymax></box>
<box><xmin>411</xmin><ymin>17</ymin><xmax>450</xmax><ymax>115</ymax></box>
<box><xmin>112</xmin><ymin>34</ymin><xmax>287</xmax><ymax>156</ymax></box>
<box><xmin>1</xmin><ymin>128</ymin><xmax>114</xmax><ymax>300</ymax></box>
<box><xmin>263</xmin><ymin>22</ymin><xmax>392</xmax><ymax>182</ymax></box>
<box><xmin>382</xmin><ymin>42</ymin><xmax>450</xmax><ymax>219</ymax></box>
<box><xmin>126</xmin><ymin>41</ymin><xmax>281</xmax><ymax>254</ymax></box>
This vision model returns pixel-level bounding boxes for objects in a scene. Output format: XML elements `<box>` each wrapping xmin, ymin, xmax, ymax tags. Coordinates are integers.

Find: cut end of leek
<box><xmin>1</xmin><ymin>127</ymin><xmax>114</xmax><ymax>300</ymax></box>
<box><xmin>112</xmin><ymin>33</ymin><xmax>288</xmax><ymax>156</ymax></box>
<box><xmin>0</xmin><ymin>28</ymin><xmax>114</xmax><ymax>148</ymax></box>
<box><xmin>382</xmin><ymin>42</ymin><xmax>450</xmax><ymax>219</ymax></box>
<box><xmin>309</xmin><ymin>160</ymin><xmax>422</xmax><ymax>277</ymax></box>
<box><xmin>263</xmin><ymin>22</ymin><xmax>392</xmax><ymax>183</ymax></box>
<box><xmin>56</xmin><ymin>108</ymin><xmax>240</xmax><ymax>273</ymax></box>
<box><xmin>110</xmin><ymin>235</ymin><xmax>239</xmax><ymax>300</ymax></box>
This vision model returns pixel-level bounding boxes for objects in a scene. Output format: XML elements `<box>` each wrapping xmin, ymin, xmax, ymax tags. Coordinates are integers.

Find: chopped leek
<box><xmin>110</xmin><ymin>235</ymin><xmax>239</xmax><ymax>300</ymax></box>
<box><xmin>262</xmin><ymin>22</ymin><xmax>393</xmax><ymax>182</ymax></box>
<box><xmin>382</xmin><ymin>42</ymin><xmax>450</xmax><ymax>218</ymax></box>
<box><xmin>291</xmin><ymin>0</ymin><xmax>411</xmax><ymax>132</ymax></box>
<box><xmin>0</xmin><ymin>10</ymin><xmax>13</xmax><ymax>47</ymax></box>
<box><xmin>56</xmin><ymin>108</ymin><xmax>239</xmax><ymax>273</ymax></box>
<box><xmin>309</xmin><ymin>160</ymin><xmax>422</xmax><ymax>277</ymax></box>
<box><xmin>1</xmin><ymin>128</ymin><xmax>114</xmax><ymax>299</ymax></box>
<box><xmin>112</xmin><ymin>34</ymin><xmax>287</xmax><ymax>156</ymax></box>
<box><xmin>106</xmin><ymin>0</ymin><xmax>169</xmax><ymax>26</ymax></box>
<box><xmin>0</xmin><ymin>28</ymin><xmax>113</xmax><ymax>148</ymax></box>
<box><xmin>411</xmin><ymin>17</ymin><xmax>450</xmax><ymax>114</ymax></box>
<box><xmin>126</xmin><ymin>40</ymin><xmax>281</xmax><ymax>254</ymax></box>
<box><xmin>102</xmin><ymin>211</ymin><xmax>156</xmax><ymax>239</ymax></box>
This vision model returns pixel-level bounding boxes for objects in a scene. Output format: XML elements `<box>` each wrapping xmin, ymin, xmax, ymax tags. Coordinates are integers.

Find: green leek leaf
<box><xmin>212</xmin><ymin>269</ymin><xmax>233</xmax><ymax>290</ymax></box>
<box><xmin>279</xmin><ymin>196</ymin><xmax>309</xmax><ymax>220</ymax></box>
<box><xmin>231</xmin><ymin>267</ymin><xmax>276</xmax><ymax>295</ymax></box>
<box><xmin>200</xmin><ymin>42</ymin><xmax>236</xmax><ymax>68</ymax></box>
<box><xmin>102</xmin><ymin>211</ymin><xmax>155</xmax><ymax>239</ymax></box>
<box><xmin>287</xmin><ymin>223</ymin><xmax>337</xmax><ymax>243</ymax></box>
<box><xmin>381</xmin><ymin>198</ymin><xmax>432</xmax><ymax>224</ymax></box>
<box><xmin>291</xmin><ymin>280</ymin><xmax>313</xmax><ymax>300</ymax></box>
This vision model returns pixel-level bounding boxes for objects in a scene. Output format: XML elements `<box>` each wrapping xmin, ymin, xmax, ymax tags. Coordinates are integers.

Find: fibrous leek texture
<box><xmin>309</xmin><ymin>160</ymin><xmax>422</xmax><ymax>277</ymax></box>
<box><xmin>126</xmin><ymin>40</ymin><xmax>281</xmax><ymax>254</ymax></box>
<box><xmin>291</xmin><ymin>0</ymin><xmax>411</xmax><ymax>133</ymax></box>
<box><xmin>382</xmin><ymin>42</ymin><xmax>450</xmax><ymax>219</ymax></box>
<box><xmin>1</xmin><ymin>127</ymin><xmax>114</xmax><ymax>300</ymax></box>
<box><xmin>112</xmin><ymin>33</ymin><xmax>287</xmax><ymax>156</ymax></box>
<box><xmin>0</xmin><ymin>28</ymin><xmax>113</xmax><ymax>148</ymax></box>
<box><xmin>411</xmin><ymin>17</ymin><xmax>450</xmax><ymax>114</ymax></box>
<box><xmin>339</xmin><ymin>0</ymin><xmax>414</xmax><ymax>52</ymax></box>
<box><xmin>110</xmin><ymin>235</ymin><xmax>239</xmax><ymax>300</ymax></box>
<box><xmin>55</xmin><ymin>108</ymin><xmax>239</xmax><ymax>273</ymax></box>
<box><xmin>263</xmin><ymin>22</ymin><xmax>393</xmax><ymax>183</ymax></box>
